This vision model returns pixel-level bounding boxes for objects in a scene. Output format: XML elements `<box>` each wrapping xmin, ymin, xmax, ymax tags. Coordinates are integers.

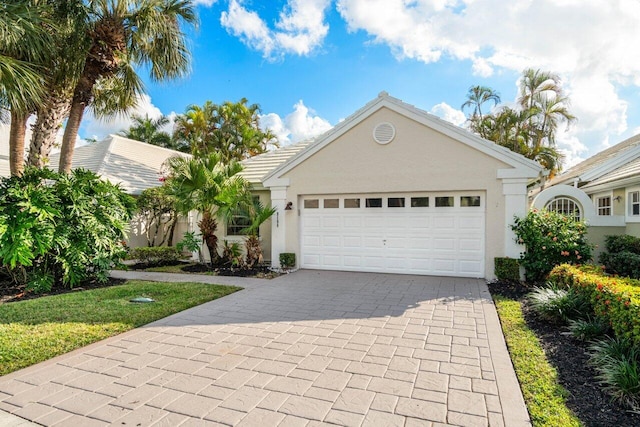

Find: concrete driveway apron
<box><xmin>0</xmin><ymin>270</ymin><xmax>529</xmax><ymax>426</ymax></box>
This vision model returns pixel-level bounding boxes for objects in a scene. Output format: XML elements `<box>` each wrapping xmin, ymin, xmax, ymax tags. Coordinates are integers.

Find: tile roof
<box><xmin>49</xmin><ymin>135</ymin><xmax>190</xmax><ymax>195</ymax></box>
<box><xmin>549</xmin><ymin>133</ymin><xmax>640</xmax><ymax>186</ymax></box>
<box><xmin>240</xmin><ymin>141</ymin><xmax>311</xmax><ymax>185</ymax></box>
<box><xmin>582</xmin><ymin>155</ymin><xmax>640</xmax><ymax>189</ymax></box>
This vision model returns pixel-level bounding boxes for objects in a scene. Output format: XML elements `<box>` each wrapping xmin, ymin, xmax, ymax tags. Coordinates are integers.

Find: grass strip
<box><xmin>0</xmin><ymin>281</ymin><xmax>240</xmax><ymax>376</ymax></box>
<box><xmin>493</xmin><ymin>295</ymin><xmax>581</xmax><ymax>427</ymax></box>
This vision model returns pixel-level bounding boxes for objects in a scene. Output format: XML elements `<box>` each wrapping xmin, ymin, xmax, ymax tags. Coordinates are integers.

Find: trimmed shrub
<box><xmin>512</xmin><ymin>209</ymin><xmax>592</xmax><ymax>283</ymax></box>
<box><xmin>495</xmin><ymin>257</ymin><xmax>520</xmax><ymax>282</ymax></box>
<box><xmin>603</xmin><ymin>235</ymin><xmax>640</xmax><ymax>255</ymax></box>
<box><xmin>600</xmin><ymin>235</ymin><xmax>640</xmax><ymax>279</ymax></box>
<box><xmin>129</xmin><ymin>246</ymin><xmax>182</xmax><ymax>265</ymax></box>
<box><xmin>549</xmin><ymin>264</ymin><xmax>640</xmax><ymax>347</ymax></box>
<box><xmin>600</xmin><ymin>251</ymin><xmax>640</xmax><ymax>279</ymax></box>
<box><xmin>279</xmin><ymin>252</ymin><xmax>296</xmax><ymax>269</ymax></box>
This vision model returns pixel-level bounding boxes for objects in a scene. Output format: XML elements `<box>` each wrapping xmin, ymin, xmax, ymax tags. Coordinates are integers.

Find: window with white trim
<box><xmin>630</xmin><ymin>191</ymin><xmax>640</xmax><ymax>216</ymax></box>
<box><xmin>596</xmin><ymin>196</ymin><xmax>611</xmax><ymax>216</ymax></box>
<box><xmin>545</xmin><ymin>197</ymin><xmax>582</xmax><ymax>221</ymax></box>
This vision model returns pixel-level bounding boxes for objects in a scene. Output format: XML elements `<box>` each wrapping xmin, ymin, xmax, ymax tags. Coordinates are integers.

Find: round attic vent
<box><xmin>373</xmin><ymin>122</ymin><xmax>395</xmax><ymax>145</ymax></box>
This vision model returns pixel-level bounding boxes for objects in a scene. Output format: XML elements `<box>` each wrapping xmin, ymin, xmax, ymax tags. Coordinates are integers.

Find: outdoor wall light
<box><xmin>284</xmin><ymin>202</ymin><xmax>293</xmax><ymax>210</ymax></box>
<box><xmin>614</xmin><ymin>195</ymin><xmax>622</xmax><ymax>202</ymax></box>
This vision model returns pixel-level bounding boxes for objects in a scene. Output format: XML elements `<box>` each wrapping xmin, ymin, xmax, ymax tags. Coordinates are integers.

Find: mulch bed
<box><xmin>0</xmin><ymin>277</ymin><xmax>127</xmax><ymax>304</ymax></box>
<box><xmin>129</xmin><ymin>260</ymin><xmax>280</xmax><ymax>279</ymax></box>
<box><xmin>488</xmin><ymin>280</ymin><xmax>640</xmax><ymax>427</ymax></box>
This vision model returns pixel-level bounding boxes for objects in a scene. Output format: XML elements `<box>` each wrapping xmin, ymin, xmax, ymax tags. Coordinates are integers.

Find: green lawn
<box><xmin>0</xmin><ymin>281</ymin><xmax>240</xmax><ymax>376</ymax></box>
<box><xmin>493</xmin><ymin>295</ymin><xmax>581</xmax><ymax>426</ymax></box>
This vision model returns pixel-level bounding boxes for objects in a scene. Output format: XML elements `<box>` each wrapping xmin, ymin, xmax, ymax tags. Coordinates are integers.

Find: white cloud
<box><xmin>221</xmin><ymin>0</ymin><xmax>331</xmax><ymax>59</ymax></box>
<box><xmin>259</xmin><ymin>100</ymin><xmax>332</xmax><ymax>145</ymax></box>
<box><xmin>81</xmin><ymin>94</ymin><xmax>170</xmax><ymax>141</ymax></box>
<box><xmin>192</xmin><ymin>0</ymin><xmax>218</xmax><ymax>6</ymax></box>
<box><xmin>430</xmin><ymin>102</ymin><xmax>466</xmax><ymax>127</ymax></box>
<box><xmin>335</xmin><ymin>0</ymin><xmax>640</xmax><ymax>157</ymax></box>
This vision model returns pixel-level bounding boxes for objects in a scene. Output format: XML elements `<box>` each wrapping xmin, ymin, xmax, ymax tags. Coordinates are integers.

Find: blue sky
<box><xmin>78</xmin><ymin>0</ymin><xmax>640</xmax><ymax>168</ymax></box>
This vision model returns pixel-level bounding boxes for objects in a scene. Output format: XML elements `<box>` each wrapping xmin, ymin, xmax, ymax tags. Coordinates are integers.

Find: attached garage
<box><xmin>300</xmin><ymin>193</ymin><xmax>485</xmax><ymax>277</ymax></box>
<box><xmin>258</xmin><ymin>92</ymin><xmax>542</xmax><ymax>280</ymax></box>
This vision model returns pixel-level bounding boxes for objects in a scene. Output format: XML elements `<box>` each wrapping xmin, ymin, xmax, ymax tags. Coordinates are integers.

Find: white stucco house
<box><xmin>230</xmin><ymin>92</ymin><xmax>542</xmax><ymax>280</ymax></box>
<box><xmin>533</xmin><ymin>133</ymin><xmax>640</xmax><ymax>258</ymax></box>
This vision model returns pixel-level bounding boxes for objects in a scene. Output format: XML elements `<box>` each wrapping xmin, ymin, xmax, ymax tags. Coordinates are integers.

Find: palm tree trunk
<box><xmin>58</xmin><ymin>98</ymin><xmax>86</xmax><ymax>174</ymax></box>
<box><xmin>198</xmin><ymin>211</ymin><xmax>219</xmax><ymax>264</ymax></box>
<box><xmin>9</xmin><ymin>110</ymin><xmax>28</xmax><ymax>176</ymax></box>
<box><xmin>28</xmin><ymin>93</ymin><xmax>71</xmax><ymax>168</ymax></box>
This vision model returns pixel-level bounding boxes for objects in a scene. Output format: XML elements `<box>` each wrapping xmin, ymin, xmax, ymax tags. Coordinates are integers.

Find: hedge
<box><xmin>549</xmin><ymin>264</ymin><xmax>640</xmax><ymax>346</ymax></box>
<box><xmin>129</xmin><ymin>246</ymin><xmax>182</xmax><ymax>265</ymax></box>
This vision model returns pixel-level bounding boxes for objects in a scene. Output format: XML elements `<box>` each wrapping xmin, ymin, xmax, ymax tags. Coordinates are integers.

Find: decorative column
<box><xmin>269</xmin><ymin>186</ymin><xmax>288</xmax><ymax>268</ymax></box>
<box><xmin>502</xmin><ymin>178</ymin><xmax>529</xmax><ymax>259</ymax></box>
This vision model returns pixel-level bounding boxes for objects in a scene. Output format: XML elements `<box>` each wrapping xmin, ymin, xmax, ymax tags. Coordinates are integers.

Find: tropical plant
<box><xmin>0</xmin><ymin>1</ymin><xmax>56</xmax><ymax>176</ymax></box>
<box><xmin>57</xmin><ymin>0</ymin><xmax>197</xmax><ymax>173</ymax></box>
<box><xmin>177</xmin><ymin>231</ymin><xmax>202</xmax><ymax>262</ymax></box>
<box><xmin>512</xmin><ymin>209</ymin><xmax>592</xmax><ymax>283</ymax></box>
<box><xmin>0</xmin><ymin>167</ymin><xmax>135</xmax><ymax>291</ymax></box>
<box><xmin>164</xmin><ymin>153</ymin><xmax>249</xmax><ymax>263</ymax></box>
<box><xmin>461</xmin><ymin>85</ymin><xmax>500</xmax><ymax>139</ymax></box>
<box><xmin>173</xmin><ymin>98</ymin><xmax>279</xmax><ymax>162</ymax></box>
<box><xmin>221</xmin><ymin>240</ymin><xmax>243</xmax><ymax>268</ymax></box>
<box><xmin>566</xmin><ymin>317</ymin><xmax>610</xmax><ymax>342</ymax></box>
<box><xmin>527</xmin><ymin>284</ymin><xmax>591</xmax><ymax>323</ymax></box>
<box><xmin>463</xmin><ymin>69</ymin><xmax>575</xmax><ymax>175</ymax></box>
<box><xmin>136</xmin><ymin>186</ymin><xmax>179</xmax><ymax>247</ymax></box>
<box><xmin>119</xmin><ymin>114</ymin><xmax>177</xmax><ymax>149</ymax></box>
<box><xmin>589</xmin><ymin>337</ymin><xmax>640</xmax><ymax>409</ymax></box>
<box><xmin>237</xmin><ymin>199</ymin><xmax>276</xmax><ymax>268</ymax></box>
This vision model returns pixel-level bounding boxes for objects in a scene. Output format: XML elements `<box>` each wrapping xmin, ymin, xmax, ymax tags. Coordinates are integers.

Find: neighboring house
<box><xmin>49</xmin><ymin>134</ymin><xmax>191</xmax><ymax>247</ymax></box>
<box><xmin>230</xmin><ymin>92</ymin><xmax>542</xmax><ymax>280</ymax></box>
<box><xmin>532</xmin><ymin>133</ymin><xmax>640</xmax><ymax>259</ymax></box>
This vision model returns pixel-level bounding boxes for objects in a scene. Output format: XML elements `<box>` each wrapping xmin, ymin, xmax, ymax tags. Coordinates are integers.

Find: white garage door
<box><xmin>300</xmin><ymin>193</ymin><xmax>485</xmax><ymax>277</ymax></box>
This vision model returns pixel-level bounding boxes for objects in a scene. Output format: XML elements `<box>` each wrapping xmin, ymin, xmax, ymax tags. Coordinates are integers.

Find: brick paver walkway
<box><xmin>0</xmin><ymin>270</ymin><xmax>529</xmax><ymax>426</ymax></box>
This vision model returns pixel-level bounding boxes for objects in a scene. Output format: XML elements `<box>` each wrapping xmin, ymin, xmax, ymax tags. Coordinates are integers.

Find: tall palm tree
<box><xmin>0</xmin><ymin>1</ymin><xmax>54</xmax><ymax>176</ymax></box>
<box><xmin>58</xmin><ymin>0</ymin><xmax>197</xmax><ymax>173</ymax></box>
<box><xmin>173</xmin><ymin>101</ymin><xmax>217</xmax><ymax>154</ymax></box>
<box><xmin>461</xmin><ymin>85</ymin><xmax>500</xmax><ymax>139</ymax></box>
<box><xmin>27</xmin><ymin>0</ymin><xmax>88</xmax><ymax>169</ymax></box>
<box><xmin>119</xmin><ymin>114</ymin><xmax>174</xmax><ymax>148</ymax></box>
<box><xmin>165</xmin><ymin>153</ymin><xmax>249</xmax><ymax>263</ymax></box>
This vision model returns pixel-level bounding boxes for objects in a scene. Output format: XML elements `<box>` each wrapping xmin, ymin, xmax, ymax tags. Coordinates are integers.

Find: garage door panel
<box><xmin>320</xmin><ymin>216</ymin><xmax>339</xmax><ymax>229</ymax></box>
<box><xmin>301</xmin><ymin>193</ymin><xmax>485</xmax><ymax>278</ymax></box>
<box><xmin>322</xmin><ymin>255</ymin><xmax>341</xmax><ymax>267</ymax></box>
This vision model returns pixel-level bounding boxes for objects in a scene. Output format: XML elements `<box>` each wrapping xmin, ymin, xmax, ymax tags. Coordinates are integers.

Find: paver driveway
<box><xmin>0</xmin><ymin>270</ymin><xmax>529</xmax><ymax>426</ymax></box>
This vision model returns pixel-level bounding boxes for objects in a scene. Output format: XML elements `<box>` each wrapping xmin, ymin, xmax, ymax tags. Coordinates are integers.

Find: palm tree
<box><xmin>461</xmin><ymin>85</ymin><xmax>500</xmax><ymax>139</ymax></box>
<box><xmin>165</xmin><ymin>153</ymin><xmax>248</xmax><ymax>264</ymax></box>
<box><xmin>57</xmin><ymin>0</ymin><xmax>197</xmax><ymax>173</ymax></box>
<box><xmin>27</xmin><ymin>0</ymin><xmax>89</xmax><ymax>169</ymax></box>
<box><xmin>0</xmin><ymin>1</ymin><xmax>54</xmax><ymax>176</ymax></box>
<box><xmin>119</xmin><ymin>114</ymin><xmax>174</xmax><ymax>148</ymax></box>
<box><xmin>173</xmin><ymin>101</ymin><xmax>217</xmax><ymax>154</ymax></box>
<box><xmin>237</xmin><ymin>199</ymin><xmax>276</xmax><ymax>268</ymax></box>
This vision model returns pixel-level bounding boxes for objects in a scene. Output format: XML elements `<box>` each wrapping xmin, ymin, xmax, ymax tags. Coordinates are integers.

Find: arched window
<box><xmin>545</xmin><ymin>197</ymin><xmax>582</xmax><ymax>221</ymax></box>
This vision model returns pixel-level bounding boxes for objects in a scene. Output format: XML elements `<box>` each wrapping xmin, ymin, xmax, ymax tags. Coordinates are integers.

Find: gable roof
<box><xmin>49</xmin><ymin>135</ymin><xmax>190</xmax><ymax>195</ymax></box>
<box><xmin>263</xmin><ymin>92</ymin><xmax>543</xmax><ymax>185</ymax></box>
<box><xmin>240</xmin><ymin>141</ymin><xmax>310</xmax><ymax>186</ymax></box>
<box><xmin>549</xmin><ymin>133</ymin><xmax>640</xmax><ymax>187</ymax></box>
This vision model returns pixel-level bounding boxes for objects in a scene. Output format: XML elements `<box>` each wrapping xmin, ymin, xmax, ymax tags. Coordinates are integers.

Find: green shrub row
<box><xmin>129</xmin><ymin>246</ymin><xmax>182</xmax><ymax>265</ymax></box>
<box><xmin>549</xmin><ymin>264</ymin><xmax>640</xmax><ymax>346</ymax></box>
<box><xmin>603</xmin><ymin>235</ymin><xmax>640</xmax><ymax>255</ymax></box>
<box><xmin>599</xmin><ymin>235</ymin><xmax>640</xmax><ymax>279</ymax></box>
